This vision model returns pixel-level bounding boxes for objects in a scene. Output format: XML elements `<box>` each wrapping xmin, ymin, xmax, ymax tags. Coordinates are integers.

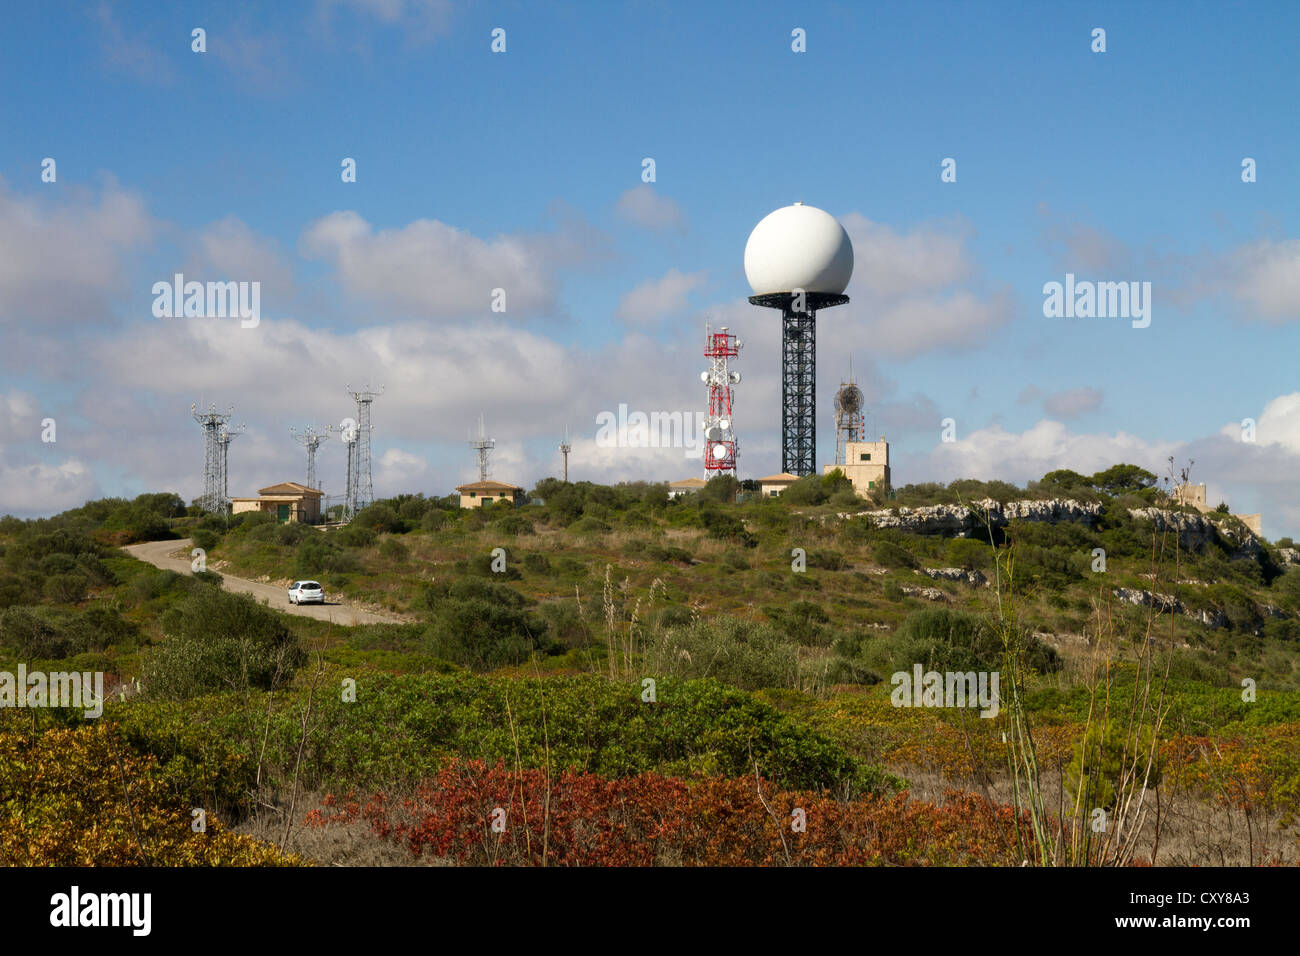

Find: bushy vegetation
<box><xmin>6</xmin><ymin>459</ymin><xmax>1300</xmax><ymax>866</ymax></box>
<box><xmin>144</xmin><ymin>587</ymin><xmax>305</xmax><ymax>699</ymax></box>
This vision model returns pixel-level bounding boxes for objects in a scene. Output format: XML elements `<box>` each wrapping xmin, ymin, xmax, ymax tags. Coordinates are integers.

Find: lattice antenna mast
<box><xmin>469</xmin><ymin>414</ymin><xmax>495</xmax><ymax>482</ymax></box>
<box><xmin>702</xmin><ymin>323</ymin><xmax>742</xmax><ymax>477</ymax></box>
<box><xmin>833</xmin><ymin>360</ymin><xmax>865</xmax><ymax>467</ymax></box>
<box><xmin>345</xmin><ymin>382</ymin><xmax>384</xmax><ymax>513</ymax></box>
<box><xmin>558</xmin><ymin>427</ymin><xmax>571</xmax><ymax>483</ymax></box>
<box><xmin>216</xmin><ymin>423</ymin><xmax>246</xmax><ymax>515</ymax></box>
<box><xmin>290</xmin><ymin>424</ymin><xmax>331</xmax><ymax>492</ymax></box>
<box><xmin>327</xmin><ymin>421</ymin><xmax>359</xmax><ymax>521</ymax></box>
<box><xmin>191</xmin><ymin>402</ymin><xmax>233</xmax><ymax>513</ymax></box>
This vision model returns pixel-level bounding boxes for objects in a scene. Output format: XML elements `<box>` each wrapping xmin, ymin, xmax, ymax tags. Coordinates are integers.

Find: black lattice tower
<box><xmin>289</xmin><ymin>424</ymin><xmax>330</xmax><ymax>491</ymax></box>
<box><xmin>747</xmin><ymin>292</ymin><xmax>849</xmax><ymax>476</ymax></box>
<box><xmin>191</xmin><ymin>403</ymin><xmax>233</xmax><ymax>513</ymax></box>
<box><xmin>346</xmin><ymin>382</ymin><xmax>383</xmax><ymax>514</ymax></box>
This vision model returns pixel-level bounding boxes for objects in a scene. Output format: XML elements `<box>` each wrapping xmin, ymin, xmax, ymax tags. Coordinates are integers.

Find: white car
<box><xmin>288</xmin><ymin>581</ymin><xmax>324</xmax><ymax>605</ymax></box>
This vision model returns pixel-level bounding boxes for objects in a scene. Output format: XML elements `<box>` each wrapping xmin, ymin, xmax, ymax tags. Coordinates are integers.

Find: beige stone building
<box><xmin>825</xmin><ymin>438</ymin><xmax>890</xmax><ymax>498</ymax></box>
<box><xmin>455</xmin><ymin>480</ymin><xmax>525</xmax><ymax>508</ymax></box>
<box><xmin>757</xmin><ymin>473</ymin><xmax>800</xmax><ymax>497</ymax></box>
<box><xmin>1173</xmin><ymin>482</ymin><xmax>1262</xmax><ymax>535</ymax></box>
<box><xmin>231</xmin><ymin>482</ymin><xmax>323</xmax><ymax>523</ymax></box>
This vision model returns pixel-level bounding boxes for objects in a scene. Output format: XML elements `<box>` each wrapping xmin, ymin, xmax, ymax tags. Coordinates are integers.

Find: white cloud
<box><xmin>614</xmin><ymin>185</ymin><xmax>686</xmax><ymax>233</ymax></box>
<box><xmin>0</xmin><ymin>390</ymin><xmax>40</xmax><ymax>443</ymax></box>
<box><xmin>374</xmin><ymin>447</ymin><xmax>430</xmax><ymax>495</ymax></box>
<box><xmin>180</xmin><ymin>215</ymin><xmax>296</xmax><ymax>302</ymax></box>
<box><xmin>300</xmin><ymin>210</ymin><xmax>601</xmax><ymax>319</ymax></box>
<box><xmin>616</xmin><ymin>269</ymin><xmax>706</xmax><ymax>325</ymax></box>
<box><xmin>0</xmin><ymin>459</ymin><xmax>99</xmax><ymax>516</ymax></box>
<box><xmin>841</xmin><ymin>214</ymin><xmax>974</xmax><ymax>298</ymax></box>
<box><xmin>833</xmin><ymin>213</ymin><xmax>1013</xmax><ymax>359</ymax></box>
<box><xmin>0</xmin><ymin>179</ymin><xmax>155</xmax><ymax>325</ymax></box>
<box><xmin>1018</xmin><ymin>385</ymin><xmax>1103</xmax><ymax>420</ymax></box>
<box><xmin>1228</xmin><ymin>239</ymin><xmax>1300</xmax><ymax>323</ymax></box>
<box><xmin>1220</xmin><ymin>391</ymin><xmax>1300</xmax><ymax>451</ymax></box>
<box><xmin>925</xmin><ymin>419</ymin><xmax>1181</xmax><ymax>487</ymax></box>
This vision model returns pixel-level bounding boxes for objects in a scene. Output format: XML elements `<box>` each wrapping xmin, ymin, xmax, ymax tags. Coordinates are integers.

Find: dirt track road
<box><xmin>122</xmin><ymin>539</ymin><xmax>405</xmax><ymax>626</ymax></box>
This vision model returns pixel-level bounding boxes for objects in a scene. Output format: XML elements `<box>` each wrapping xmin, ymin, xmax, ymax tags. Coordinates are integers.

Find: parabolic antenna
<box><xmin>835</xmin><ymin>383</ymin><xmax>864</xmax><ymax>415</ymax></box>
<box><xmin>744</xmin><ymin>203</ymin><xmax>854</xmax><ymax>296</ymax></box>
<box><xmin>711</xmin><ymin>444</ymin><xmax>728</xmax><ymax>459</ymax></box>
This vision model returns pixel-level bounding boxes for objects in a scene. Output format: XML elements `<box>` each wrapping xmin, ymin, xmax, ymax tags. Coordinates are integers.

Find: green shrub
<box><xmin>492</xmin><ymin>513</ymin><xmax>533</xmax><ymax>536</ymax></box>
<box><xmin>339</xmin><ymin>523</ymin><xmax>376</xmax><ymax>548</ymax></box>
<box><xmin>421</xmin><ymin>510</ymin><xmax>451</xmax><ymax>532</ymax></box>
<box><xmin>523</xmin><ymin>553</ymin><xmax>553</xmax><ymax>575</ymax></box>
<box><xmin>144</xmin><ymin>588</ymin><xmax>304</xmax><ymax>699</ymax></box>
<box><xmin>869</xmin><ymin>607</ymin><xmax>1061</xmax><ymax>675</ymax></box>
<box><xmin>644</xmin><ymin>618</ymin><xmax>801</xmax><ymax>691</ymax></box>
<box><xmin>43</xmin><ymin>573</ymin><xmax>88</xmax><ymax>604</ymax></box>
<box><xmin>873</xmin><ymin>540</ymin><xmax>918</xmax><ymax>570</ymax></box>
<box><xmin>190</xmin><ymin>528</ymin><xmax>219</xmax><ymax>552</ymax></box>
<box><xmin>424</xmin><ymin>587</ymin><xmax>558</xmax><ymax>670</ymax></box>
<box><xmin>379</xmin><ymin>537</ymin><xmax>409</xmax><ymax>561</ymax></box>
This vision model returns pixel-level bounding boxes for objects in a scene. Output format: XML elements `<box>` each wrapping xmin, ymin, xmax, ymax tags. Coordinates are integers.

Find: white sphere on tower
<box><xmin>744</xmin><ymin>202</ymin><xmax>854</xmax><ymax>296</ymax></box>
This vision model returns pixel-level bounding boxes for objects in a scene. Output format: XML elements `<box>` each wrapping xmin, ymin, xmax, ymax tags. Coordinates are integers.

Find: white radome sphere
<box><xmin>744</xmin><ymin>203</ymin><xmax>854</xmax><ymax>296</ymax></box>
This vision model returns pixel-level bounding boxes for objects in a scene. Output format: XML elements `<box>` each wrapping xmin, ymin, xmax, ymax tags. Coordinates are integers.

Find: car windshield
<box><xmin>301</xmin><ymin>582</ymin><xmax>321</xmax><ymax>590</ymax></box>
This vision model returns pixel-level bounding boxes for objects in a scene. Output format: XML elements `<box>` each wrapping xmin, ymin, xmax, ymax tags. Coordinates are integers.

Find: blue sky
<box><xmin>2</xmin><ymin>1</ymin><xmax>1300</xmax><ymax>534</ymax></box>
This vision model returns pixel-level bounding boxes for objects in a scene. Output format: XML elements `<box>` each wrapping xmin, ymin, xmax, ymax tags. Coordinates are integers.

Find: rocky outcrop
<box><xmin>1111</xmin><ymin>587</ymin><xmax>1227</xmax><ymax>629</ymax></box>
<box><xmin>901</xmin><ymin>585</ymin><xmax>948</xmax><ymax>602</ymax></box>
<box><xmin>839</xmin><ymin>498</ymin><xmax>1102</xmax><ymax>537</ymax></box>
<box><xmin>920</xmin><ymin>567</ymin><xmax>988</xmax><ymax>587</ymax></box>
<box><xmin>1276</xmin><ymin>548</ymin><xmax>1300</xmax><ymax>567</ymax></box>
<box><xmin>1126</xmin><ymin>507</ymin><xmax>1262</xmax><ymax>558</ymax></box>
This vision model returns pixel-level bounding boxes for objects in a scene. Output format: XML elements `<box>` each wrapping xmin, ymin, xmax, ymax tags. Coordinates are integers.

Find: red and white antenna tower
<box><xmin>701</xmin><ymin>323</ymin><xmax>742</xmax><ymax>475</ymax></box>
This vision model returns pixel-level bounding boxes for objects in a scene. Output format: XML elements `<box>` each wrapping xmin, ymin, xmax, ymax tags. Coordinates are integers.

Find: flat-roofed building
<box><xmin>827</xmin><ymin>438</ymin><xmax>890</xmax><ymax>498</ymax></box>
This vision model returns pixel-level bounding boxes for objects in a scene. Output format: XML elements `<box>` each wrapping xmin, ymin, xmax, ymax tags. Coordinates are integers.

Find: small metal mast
<box><xmin>289</xmin><ymin>424</ymin><xmax>331</xmax><ymax>491</ymax></box>
<box><xmin>215</xmin><ymin>423</ymin><xmax>246</xmax><ymax>516</ymax></box>
<box><xmin>559</xmin><ymin>427</ymin><xmax>571</xmax><ymax>483</ymax></box>
<box><xmin>469</xmin><ymin>414</ymin><xmax>495</xmax><ymax>482</ymax></box>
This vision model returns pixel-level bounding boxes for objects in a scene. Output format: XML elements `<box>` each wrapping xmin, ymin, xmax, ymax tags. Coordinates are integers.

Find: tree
<box><xmin>700</xmin><ymin>474</ymin><xmax>740</xmax><ymax>503</ymax></box>
<box><xmin>1040</xmin><ymin>468</ymin><xmax>1087</xmax><ymax>489</ymax></box>
<box><xmin>1088</xmin><ymin>464</ymin><xmax>1157</xmax><ymax>496</ymax></box>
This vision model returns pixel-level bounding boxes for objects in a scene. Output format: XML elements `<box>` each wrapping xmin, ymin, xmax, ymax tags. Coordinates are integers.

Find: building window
<box><xmin>469</xmin><ymin>492</ymin><xmax>476</xmax><ymax>498</ymax></box>
<box><xmin>868</xmin><ymin>481</ymin><xmax>875</xmax><ymax>489</ymax></box>
<box><xmin>860</xmin><ymin>453</ymin><xmax>871</xmax><ymax>461</ymax></box>
<box><xmin>482</xmin><ymin>497</ymin><xmax>493</xmax><ymax>504</ymax></box>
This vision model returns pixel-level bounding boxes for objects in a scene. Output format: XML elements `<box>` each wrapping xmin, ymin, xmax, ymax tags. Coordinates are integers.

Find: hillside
<box><xmin>2</xmin><ymin>463</ymin><xmax>1300</xmax><ymax>866</ymax></box>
